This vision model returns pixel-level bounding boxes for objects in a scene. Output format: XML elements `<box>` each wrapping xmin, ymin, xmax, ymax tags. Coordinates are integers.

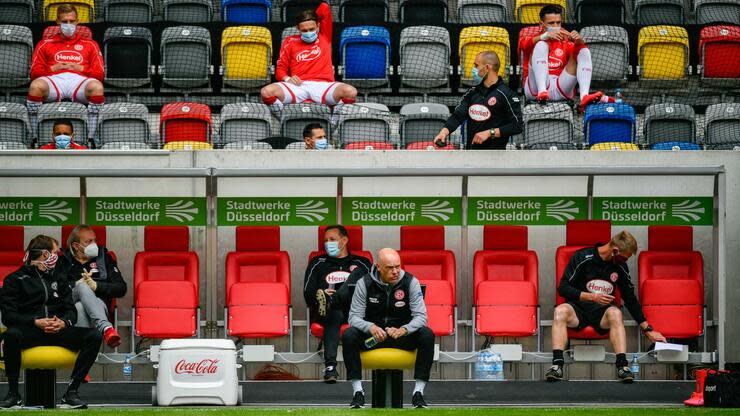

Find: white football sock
<box><xmin>351</xmin><ymin>380</ymin><xmax>363</xmax><ymax>394</ymax></box>
<box><xmin>413</xmin><ymin>380</ymin><xmax>426</xmax><ymax>394</ymax></box>
<box><xmin>532</xmin><ymin>41</ymin><xmax>550</xmax><ymax>94</ymax></box>
<box><xmin>576</xmin><ymin>48</ymin><xmax>593</xmax><ymax>100</ymax></box>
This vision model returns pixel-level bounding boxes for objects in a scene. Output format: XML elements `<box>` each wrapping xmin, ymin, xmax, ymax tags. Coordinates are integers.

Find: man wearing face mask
<box><xmin>55</xmin><ymin>225</ymin><xmax>126</xmax><ymax>349</ymax></box>
<box><xmin>0</xmin><ymin>235</ymin><xmax>102</xmax><ymax>409</ymax></box>
<box><xmin>303</xmin><ymin>123</ymin><xmax>329</xmax><ymax>150</ymax></box>
<box><xmin>434</xmin><ymin>51</ymin><xmax>523</xmax><ymax>149</ymax></box>
<box><xmin>547</xmin><ymin>231</ymin><xmax>667</xmax><ymax>383</ymax></box>
<box><xmin>27</xmin><ymin>4</ymin><xmax>105</xmax><ymax>145</ymax></box>
<box><xmin>303</xmin><ymin>225</ymin><xmax>372</xmax><ymax>383</ymax></box>
<box><xmin>39</xmin><ymin>120</ymin><xmax>87</xmax><ymax>149</ymax></box>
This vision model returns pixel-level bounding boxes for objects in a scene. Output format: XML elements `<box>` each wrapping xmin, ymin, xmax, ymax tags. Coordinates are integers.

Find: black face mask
<box><xmin>612</xmin><ymin>250</ymin><xmax>629</xmax><ymax>265</ymax></box>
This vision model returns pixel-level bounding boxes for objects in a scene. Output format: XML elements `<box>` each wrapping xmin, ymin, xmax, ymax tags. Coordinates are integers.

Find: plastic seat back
<box><xmin>399</xmin><ymin>26</ymin><xmax>450</xmax><ymax>89</ymax></box>
<box><xmin>699</xmin><ymin>25</ymin><xmax>740</xmax><ymax>83</ymax></box>
<box><xmin>160</xmin><ymin>102</ymin><xmax>212</xmax><ymax>144</ymax></box>
<box><xmin>0</xmin><ymin>25</ymin><xmax>32</xmax><ymax>88</ymax></box>
<box><xmin>459</xmin><ymin>26</ymin><xmax>510</xmax><ymax>86</ymax></box>
<box><xmin>516</xmin><ymin>0</ymin><xmax>566</xmax><ymax>23</ymax></box>
<box><xmin>221</xmin><ymin>26</ymin><xmax>272</xmax><ymax>89</ymax></box>
<box><xmin>458</xmin><ymin>0</ymin><xmax>507</xmax><ymax>24</ymax></box>
<box><xmin>584</xmin><ymin>102</ymin><xmax>636</xmax><ymax>145</ymax></box>
<box><xmin>0</xmin><ymin>226</ymin><xmax>24</xmax><ymax>286</ymax></box>
<box><xmin>576</xmin><ymin>0</ymin><xmax>625</xmax><ymax>25</ymax></box>
<box><xmin>307</xmin><ymin>225</ymin><xmax>373</xmax><ymax>263</ymax></box>
<box><xmin>44</xmin><ymin>0</ymin><xmax>94</xmax><ymax>22</ymax></box>
<box><xmin>399</xmin><ymin>0</ymin><xmax>448</xmax><ymax>24</ymax></box>
<box><xmin>104</xmin><ymin>0</ymin><xmax>153</xmax><ymax>23</ymax></box>
<box><xmin>222</xmin><ymin>0</ymin><xmax>271</xmax><ymax>23</ymax></box>
<box><xmin>638</xmin><ymin>26</ymin><xmax>689</xmax><ymax>82</ymax></box>
<box><xmin>103</xmin><ymin>26</ymin><xmax>153</xmax><ymax>88</ymax></box>
<box><xmin>340</xmin><ymin>26</ymin><xmax>391</xmax><ymax>88</ymax></box>
<box><xmin>0</xmin><ymin>0</ymin><xmax>34</xmax><ymax>23</ymax></box>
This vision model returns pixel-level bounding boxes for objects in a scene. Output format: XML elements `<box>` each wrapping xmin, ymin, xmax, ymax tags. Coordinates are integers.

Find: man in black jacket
<box><xmin>0</xmin><ymin>235</ymin><xmax>102</xmax><ymax>409</ymax></box>
<box><xmin>434</xmin><ymin>51</ymin><xmax>523</xmax><ymax>149</ymax></box>
<box><xmin>56</xmin><ymin>225</ymin><xmax>126</xmax><ymax>348</ymax></box>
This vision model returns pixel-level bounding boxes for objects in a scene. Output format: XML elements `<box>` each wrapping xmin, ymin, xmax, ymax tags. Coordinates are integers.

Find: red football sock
<box><xmin>262</xmin><ymin>95</ymin><xmax>278</xmax><ymax>105</ymax></box>
<box><xmin>88</xmin><ymin>95</ymin><xmax>105</xmax><ymax>105</ymax></box>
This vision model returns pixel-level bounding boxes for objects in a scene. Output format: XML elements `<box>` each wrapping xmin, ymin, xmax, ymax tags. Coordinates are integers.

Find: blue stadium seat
<box><xmin>651</xmin><ymin>142</ymin><xmax>701</xmax><ymax>150</ymax></box>
<box><xmin>584</xmin><ymin>103</ymin><xmax>636</xmax><ymax>146</ymax></box>
<box><xmin>340</xmin><ymin>26</ymin><xmax>391</xmax><ymax>89</ymax></box>
<box><xmin>222</xmin><ymin>0</ymin><xmax>271</xmax><ymax>23</ymax></box>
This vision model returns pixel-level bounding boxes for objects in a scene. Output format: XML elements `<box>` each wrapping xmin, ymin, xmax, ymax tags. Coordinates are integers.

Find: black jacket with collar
<box><xmin>56</xmin><ymin>247</ymin><xmax>127</xmax><ymax>310</ymax></box>
<box><xmin>0</xmin><ymin>264</ymin><xmax>77</xmax><ymax>328</ymax></box>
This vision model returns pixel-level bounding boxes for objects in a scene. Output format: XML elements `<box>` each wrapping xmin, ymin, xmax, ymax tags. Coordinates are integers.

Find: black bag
<box><xmin>704</xmin><ymin>370</ymin><xmax>740</xmax><ymax>407</ymax></box>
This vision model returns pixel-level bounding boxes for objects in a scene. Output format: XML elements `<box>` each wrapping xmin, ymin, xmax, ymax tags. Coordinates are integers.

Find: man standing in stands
<box><xmin>27</xmin><ymin>4</ymin><xmax>105</xmax><ymax>145</ymax></box>
<box><xmin>519</xmin><ymin>5</ymin><xmax>614</xmax><ymax>112</ymax></box>
<box><xmin>38</xmin><ymin>120</ymin><xmax>87</xmax><ymax>149</ymax></box>
<box><xmin>547</xmin><ymin>231</ymin><xmax>666</xmax><ymax>383</ymax></box>
<box><xmin>434</xmin><ymin>51</ymin><xmax>523</xmax><ymax>149</ymax></box>
<box><xmin>260</xmin><ymin>1</ymin><xmax>357</xmax><ymax>113</ymax></box>
<box><xmin>304</xmin><ymin>225</ymin><xmax>372</xmax><ymax>383</ymax></box>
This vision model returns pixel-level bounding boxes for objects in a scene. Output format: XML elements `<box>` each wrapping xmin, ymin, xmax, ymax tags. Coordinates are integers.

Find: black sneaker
<box><xmin>545</xmin><ymin>365</ymin><xmax>563</xmax><ymax>382</ymax></box>
<box><xmin>617</xmin><ymin>366</ymin><xmax>634</xmax><ymax>383</ymax></box>
<box><xmin>316</xmin><ymin>289</ymin><xmax>329</xmax><ymax>318</ymax></box>
<box><xmin>60</xmin><ymin>390</ymin><xmax>88</xmax><ymax>409</ymax></box>
<box><xmin>0</xmin><ymin>392</ymin><xmax>22</xmax><ymax>409</ymax></box>
<box><xmin>323</xmin><ymin>366</ymin><xmax>338</xmax><ymax>384</ymax></box>
<box><xmin>349</xmin><ymin>391</ymin><xmax>365</xmax><ymax>409</ymax></box>
<box><xmin>412</xmin><ymin>391</ymin><xmax>428</xmax><ymax>408</ymax></box>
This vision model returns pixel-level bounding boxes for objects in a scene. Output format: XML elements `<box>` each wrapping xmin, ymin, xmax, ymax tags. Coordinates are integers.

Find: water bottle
<box><xmin>630</xmin><ymin>355</ymin><xmax>640</xmax><ymax>380</ymax></box>
<box><xmin>364</xmin><ymin>336</ymin><xmax>378</xmax><ymax>349</ymax></box>
<box><xmin>505</xmin><ymin>137</ymin><xmax>516</xmax><ymax>150</ymax></box>
<box><xmin>123</xmin><ymin>353</ymin><xmax>133</xmax><ymax>381</ymax></box>
<box><xmin>492</xmin><ymin>352</ymin><xmax>504</xmax><ymax>381</ymax></box>
<box><xmin>475</xmin><ymin>348</ymin><xmax>492</xmax><ymax>380</ymax></box>
<box><xmin>614</xmin><ymin>89</ymin><xmax>623</xmax><ymax>103</ymax></box>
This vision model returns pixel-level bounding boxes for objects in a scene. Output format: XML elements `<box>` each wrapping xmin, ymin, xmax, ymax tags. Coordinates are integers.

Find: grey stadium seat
<box><xmin>97</xmin><ymin>103</ymin><xmax>151</xmax><ymax>148</ymax></box>
<box><xmin>37</xmin><ymin>103</ymin><xmax>87</xmax><ymax>148</ymax></box>
<box><xmin>704</xmin><ymin>103</ymin><xmax>740</xmax><ymax>147</ymax></box>
<box><xmin>104</xmin><ymin>26</ymin><xmax>154</xmax><ymax>89</ymax></box>
<box><xmin>522</xmin><ymin>103</ymin><xmax>575</xmax><ymax>150</ymax></box>
<box><xmin>163</xmin><ymin>0</ymin><xmax>214</xmax><ymax>22</ymax></box>
<box><xmin>399</xmin><ymin>26</ymin><xmax>451</xmax><ymax>90</ymax></box>
<box><xmin>634</xmin><ymin>0</ymin><xmax>685</xmax><ymax>25</ymax></box>
<box><xmin>399</xmin><ymin>103</ymin><xmax>450</xmax><ymax>147</ymax></box>
<box><xmin>695</xmin><ymin>0</ymin><xmax>740</xmax><ymax>25</ymax></box>
<box><xmin>0</xmin><ymin>103</ymin><xmax>31</xmax><ymax>149</ymax></box>
<box><xmin>581</xmin><ymin>26</ymin><xmax>630</xmax><ymax>85</ymax></box>
<box><xmin>336</xmin><ymin>103</ymin><xmax>392</xmax><ymax>147</ymax></box>
<box><xmin>643</xmin><ymin>103</ymin><xmax>696</xmax><ymax>147</ymax></box>
<box><xmin>104</xmin><ymin>0</ymin><xmax>153</xmax><ymax>23</ymax></box>
<box><xmin>285</xmin><ymin>141</ymin><xmax>308</xmax><ymax>150</ymax></box>
<box><xmin>222</xmin><ymin>141</ymin><xmax>273</xmax><ymax>150</ymax></box>
<box><xmin>280</xmin><ymin>103</ymin><xmax>332</xmax><ymax>142</ymax></box>
<box><xmin>101</xmin><ymin>142</ymin><xmax>153</xmax><ymax>150</ymax></box>
<box><xmin>281</xmin><ymin>27</ymin><xmax>299</xmax><ymax>44</ymax></box>
<box><xmin>159</xmin><ymin>26</ymin><xmax>212</xmax><ymax>89</ymax></box>
<box><xmin>0</xmin><ymin>25</ymin><xmax>32</xmax><ymax>89</ymax></box>
<box><xmin>0</xmin><ymin>0</ymin><xmax>34</xmax><ymax>23</ymax></box>
<box><xmin>219</xmin><ymin>103</ymin><xmax>273</xmax><ymax>146</ymax></box>
<box><xmin>457</xmin><ymin>0</ymin><xmax>507</xmax><ymax>24</ymax></box>
<box><xmin>339</xmin><ymin>0</ymin><xmax>389</xmax><ymax>24</ymax></box>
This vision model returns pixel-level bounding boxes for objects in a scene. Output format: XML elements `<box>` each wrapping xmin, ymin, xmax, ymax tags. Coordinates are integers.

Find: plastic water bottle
<box><xmin>123</xmin><ymin>354</ymin><xmax>133</xmax><ymax>381</ymax></box>
<box><xmin>630</xmin><ymin>355</ymin><xmax>640</xmax><ymax>380</ymax></box>
<box><xmin>364</xmin><ymin>336</ymin><xmax>378</xmax><ymax>349</ymax></box>
<box><xmin>505</xmin><ymin>137</ymin><xmax>516</xmax><ymax>150</ymax></box>
<box><xmin>475</xmin><ymin>348</ymin><xmax>492</xmax><ymax>380</ymax></box>
<box><xmin>492</xmin><ymin>352</ymin><xmax>504</xmax><ymax>381</ymax></box>
<box><xmin>614</xmin><ymin>89</ymin><xmax>623</xmax><ymax>103</ymax></box>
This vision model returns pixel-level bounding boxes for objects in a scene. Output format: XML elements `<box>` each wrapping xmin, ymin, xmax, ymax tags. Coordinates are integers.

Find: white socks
<box><xmin>413</xmin><ymin>380</ymin><xmax>426</xmax><ymax>394</ymax></box>
<box><xmin>532</xmin><ymin>41</ymin><xmax>550</xmax><ymax>94</ymax></box>
<box><xmin>576</xmin><ymin>48</ymin><xmax>593</xmax><ymax>100</ymax></box>
<box><xmin>351</xmin><ymin>379</ymin><xmax>363</xmax><ymax>394</ymax></box>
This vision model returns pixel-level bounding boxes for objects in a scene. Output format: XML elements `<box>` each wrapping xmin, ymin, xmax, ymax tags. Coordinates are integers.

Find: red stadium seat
<box><xmin>61</xmin><ymin>225</ymin><xmax>108</xmax><ymax>250</ymax></box>
<box><xmin>160</xmin><ymin>102</ymin><xmax>212</xmax><ymax>144</ymax></box>
<box><xmin>344</xmin><ymin>142</ymin><xmax>394</xmax><ymax>150</ymax></box>
<box><xmin>133</xmin><ymin>226</ymin><xmax>199</xmax><ymax>339</ymax></box>
<box><xmin>699</xmin><ymin>25</ymin><xmax>740</xmax><ymax>81</ymax></box>
<box><xmin>43</xmin><ymin>25</ymin><xmax>93</xmax><ymax>40</ymax></box>
<box><xmin>398</xmin><ymin>226</ymin><xmax>456</xmax><ymax>337</ymax></box>
<box><xmin>226</xmin><ymin>226</ymin><xmax>291</xmax><ymax>338</ymax></box>
<box><xmin>0</xmin><ymin>226</ymin><xmax>24</xmax><ymax>285</ymax></box>
<box><xmin>473</xmin><ymin>226</ymin><xmax>538</xmax><ymax>337</ymax></box>
<box><xmin>405</xmin><ymin>141</ymin><xmax>454</xmax><ymax>150</ymax></box>
<box><xmin>638</xmin><ymin>226</ymin><xmax>704</xmax><ymax>338</ymax></box>
<box><xmin>555</xmin><ymin>220</ymin><xmax>616</xmax><ymax>340</ymax></box>
<box><xmin>517</xmin><ymin>26</ymin><xmax>542</xmax><ymax>81</ymax></box>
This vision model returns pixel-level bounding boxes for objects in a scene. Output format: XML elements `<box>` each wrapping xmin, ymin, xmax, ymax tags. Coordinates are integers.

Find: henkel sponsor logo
<box><xmin>55</xmin><ymin>50</ymin><xmax>83</xmax><ymax>64</ymax></box>
<box><xmin>174</xmin><ymin>359</ymin><xmax>220</xmax><ymax>375</ymax></box>
<box><xmin>468</xmin><ymin>104</ymin><xmax>491</xmax><ymax>121</ymax></box>
<box><xmin>296</xmin><ymin>46</ymin><xmax>321</xmax><ymax>62</ymax></box>
<box><xmin>586</xmin><ymin>279</ymin><xmax>614</xmax><ymax>295</ymax></box>
<box><xmin>548</xmin><ymin>57</ymin><xmax>563</xmax><ymax>70</ymax></box>
<box><xmin>326</xmin><ymin>271</ymin><xmax>349</xmax><ymax>284</ymax></box>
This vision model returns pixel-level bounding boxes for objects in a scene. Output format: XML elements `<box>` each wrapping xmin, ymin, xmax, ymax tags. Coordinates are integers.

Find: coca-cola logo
<box><xmin>55</xmin><ymin>50</ymin><xmax>83</xmax><ymax>64</ymax></box>
<box><xmin>325</xmin><ymin>271</ymin><xmax>349</xmax><ymax>284</ymax></box>
<box><xmin>174</xmin><ymin>359</ymin><xmax>220</xmax><ymax>375</ymax></box>
<box><xmin>296</xmin><ymin>46</ymin><xmax>321</xmax><ymax>62</ymax></box>
<box><xmin>468</xmin><ymin>104</ymin><xmax>491</xmax><ymax>121</ymax></box>
<box><xmin>586</xmin><ymin>279</ymin><xmax>614</xmax><ymax>295</ymax></box>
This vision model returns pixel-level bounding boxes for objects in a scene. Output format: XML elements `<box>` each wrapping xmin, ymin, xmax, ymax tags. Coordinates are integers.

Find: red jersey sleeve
<box><xmin>276</xmin><ymin>37</ymin><xmax>295</xmax><ymax>81</ymax></box>
<box><xmin>83</xmin><ymin>39</ymin><xmax>105</xmax><ymax>81</ymax></box>
<box><xmin>316</xmin><ymin>1</ymin><xmax>332</xmax><ymax>44</ymax></box>
<box><xmin>30</xmin><ymin>41</ymin><xmax>51</xmax><ymax>80</ymax></box>
<box><xmin>519</xmin><ymin>35</ymin><xmax>535</xmax><ymax>59</ymax></box>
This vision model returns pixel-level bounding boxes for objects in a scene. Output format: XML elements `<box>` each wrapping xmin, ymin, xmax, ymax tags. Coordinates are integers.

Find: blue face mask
<box><xmin>301</xmin><ymin>30</ymin><xmax>318</xmax><ymax>43</ymax></box>
<box><xmin>471</xmin><ymin>66</ymin><xmax>487</xmax><ymax>84</ymax></box>
<box><xmin>325</xmin><ymin>241</ymin><xmax>342</xmax><ymax>257</ymax></box>
<box><xmin>54</xmin><ymin>134</ymin><xmax>71</xmax><ymax>149</ymax></box>
<box><xmin>314</xmin><ymin>138</ymin><xmax>328</xmax><ymax>150</ymax></box>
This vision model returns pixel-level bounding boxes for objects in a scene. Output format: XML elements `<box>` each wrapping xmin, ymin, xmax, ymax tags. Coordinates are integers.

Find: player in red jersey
<box><xmin>518</xmin><ymin>5</ymin><xmax>614</xmax><ymax>112</ymax></box>
<box><xmin>260</xmin><ymin>2</ymin><xmax>357</xmax><ymax>112</ymax></box>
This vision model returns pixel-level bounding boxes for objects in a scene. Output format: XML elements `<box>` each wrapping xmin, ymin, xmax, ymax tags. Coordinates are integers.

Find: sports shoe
<box><xmin>60</xmin><ymin>390</ymin><xmax>87</xmax><ymax>409</ymax></box>
<box><xmin>545</xmin><ymin>365</ymin><xmax>563</xmax><ymax>382</ymax></box>
<box><xmin>412</xmin><ymin>391</ymin><xmax>428</xmax><ymax>408</ymax></box>
<box><xmin>578</xmin><ymin>91</ymin><xmax>611</xmax><ymax>113</ymax></box>
<box><xmin>316</xmin><ymin>289</ymin><xmax>329</xmax><ymax>318</ymax></box>
<box><xmin>536</xmin><ymin>91</ymin><xmax>549</xmax><ymax>104</ymax></box>
<box><xmin>349</xmin><ymin>391</ymin><xmax>365</xmax><ymax>409</ymax></box>
<box><xmin>103</xmin><ymin>326</ymin><xmax>121</xmax><ymax>348</ymax></box>
<box><xmin>0</xmin><ymin>392</ymin><xmax>22</xmax><ymax>409</ymax></box>
<box><xmin>323</xmin><ymin>366</ymin><xmax>338</xmax><ymax>384</ymax></box>
<box><xmin>617</xmin><ymin>366</ymin><xmax>634</xmax><ymax>383</ymax></box>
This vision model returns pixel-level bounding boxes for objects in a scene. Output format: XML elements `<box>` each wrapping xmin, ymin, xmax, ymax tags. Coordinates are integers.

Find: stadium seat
<box><xmin>220</xmin><ymin>26</ymin><xmax>272</xmax><ymax>90</ymax></box>
<box><xmin>0</xmin><ymin>0</ymin><xmax>34</xmax><ymax>23</ymax></box>
<box><xmin>43</xmin><ymin>0</ymin><xmax>94</xmax><ymax>22</ymax></box>
<box><xmin>0</xmin><ymin>25</ymin><xmax>32</xmax><ymax>89</ymax></box>
<box><xmin>219</xmin><ymin>103</ymin><xmax>272</xmax><ymax>147</ymax></box>
<box><xmin>226</xmin><ymin>226</ymin><xmax>291</xmax><ymax>338</ymax></box>
<box><xmin>590</xmin><ymin>142</ymin><xmax>639</xmax><ymax>150</ymax></box>
<box><xmin>280</xmin><ymin>26</ymin><xmax>299</xmax><ymax>44</ymax></box>
<box><xmin>163</xmin><ymin>0</ymin><xmax>213</xmax><ymax>22</ymax></box>
<box><xmin>340</xmin><ymin>0</ymin><xmax>388</xmax><ymax>24</ymax></box>
<box><xmin>336</xmin><ymin>103</ymin><xmax>392</xmax><ymax>147</ymax></box>
<box><xmin>160</xmin><ymin>102</ymin><xmax>212</xmax><ymax>144</ymax></box>
<box><xmin>644</xmin><ymin>103</ymin><xmax>696</xmax><ymax>148</ymax></box>
<box><xmin>555</xmin><ymin>220</ymin><xmax>616</xmax><ymax>340</ymax></box>
<box><xmin>159</xmin><ymin>26</ymin><xmax>213</xmax><ymax>90</ymax></box>
<box><xmin>515</xmin><ymin>0</ymin><xmax>566</xmax><ymax>24</ymax></box>
<box><xmin>516</xmin><ymin>25</ymin><xmax>542</xmax><ymax>87</ymax></box>
<box><xmin>650</xmin><ymin>142</ymin><xmax>700</xmax><ymax>150</ymax></box>
<box><xmin>281</xmin><ymin>0</ymin><xmax>321</xmax><ymax>23</ymax></box>
<box><xmin>344</xmin><ymin>142</ymin><xmax>394</xmax><ymax>150</ymax></box>
<box><xmin>398</xmin><ymin>226</ymin><xmax>456</xmax><ymax>337</ymax></box>
<box><xmin>575</xmin><ymin>0</ymin><xmax>625</xmax><ymax>25</ymax></box>
<box><xmin>704</xmin><ymin>102</ymin><xmax>740</xmax><ymax>149</ymax></box>
<box><xmin>42</xmin><ymin>25</ymin><xmax>93</xmax><ymax>39</ymax></box>
<box><xmin>584</xmin><ymin>102</ymin><xmax>635</xmax><ymax>146</ymax></box>
<box><xmin>473</xmin><ymin>225</ymin><xmax>539</xmax><ymax>338</ymax></box>
<box><xmin>0</xmin><ymin>103</ymin><xmax>30</xmax><ymax>149</ymax></box>
<box><xmin>580</xmin><ymin>26</ymin><xmax>630</xmax><ymax>85</ymax></box>
<box><xmin>634</xmin><ymin>0</ymin><xmax>685</xmax><ymax>25</ymax></box>
<box><xmin>101</xmin><ymin>142</ymin><xmax>152</xmax><ymax>150</ymax></box>
<box><xmin>339</xmin><ymin>26</ymin><xmax>392</xmax><ymax>90</ymax></box>
<box><xmin>399</xmin><ymin>26</ymin><xmax>451</xmax><ymax>91</ymax></box>
<box><xmin>222</xmin><ymin>0</ymin><xmax>271</xmax><ymax>23</ymax></box>
<box><xmin>37</xmin><ymin>103</ymin><xmax>87</xmax><ymax>148</ymax></box>
<box><xmin>638</xmin><ymin>226</ymin><xmax>704</xmax><ymax>339</ymax></box>
<box><xmin>0</xmin><ymin>226</ymin><xmax>24</xmax><ymax>285</ymax></box>
<box><xmin>399</xmin><ymin>0</ymin><xmax>448</xmax><ymax>24</ymax></box>
<box><xmin>457</xmin><ymin>0</ymin><xmax>508</xmax><ymax>24</ymax></box>
<box><xmin>637</xmin><ymin>26</ymin><xmax>690</xmax><ymax>84</ymax></box>
<box><xmin>699</xmin><ymin>25</ymin><xmax>740</xmax><ymax>87</ymax></box>
<box><xmin>134</xmin><ymin>226</ymin><xmax>199</xmax><ymax>339</ymax></box>
<box><xmin>61</xmin><ymin>225</ymin><xmax>109</xmax><ymax>253</ymax></box>
<box><xmin>405</xmin><ymin>141</ymin><xmax>455</xmax><ymax>150</ymax></box>
<box><xmin>222</xmin><ymin>141</ymin><xmax>272</xmax><ymax>150</ymax></box>
<box><xmin>522</xmin><ymin>103</ymin><xmax>574</xmax><ymax>150</ymax></box>
<box><xmin>103</xmin><ymin>0</ymin><xmax>153</xmax><ymax>23</ymax></box>
<box><xmin>399</xmin><ymin>103</ymin><xmax>450</xmax><ymax>148</ymax></box>
<box><xmin>459</xmin><ymin>26</ymin><xmax>510</xmax><ymax>87</ymax></box>
<box><xmin>103</xmin><ymin>27</ymin><xmax>154</xmax><ymax>89</ymax></box>
<box><xmin>97</xmin><ymin>103</ymin><xmax>151</xmax><ymax>148</ymax></box>
<box><xmin>280</xmin><ymin>103</ymin><xmax>332</xmax><ymax>141</ymax></box>
<box><xmin>695</xmin><ymin>0</ymin><xmax>740</xmax><ymax>25</ymax></box>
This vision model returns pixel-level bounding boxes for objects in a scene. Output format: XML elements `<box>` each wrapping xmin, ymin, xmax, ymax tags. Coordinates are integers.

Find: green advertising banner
<box><xmin>217</xmin><ymin>197</ymin><xmax>336</xmax><ymax>226</ymax></box>
<box><xmin>593</xmin><ymin>197</ymin><xmax>713</xmax><ymax>225</ymax></box>
<box><xmin>343</xmin><ymin>197</ymin><xmax>462</xmax><ymax>226</ymax></box>
<box><xmin>87</xmin><ymin>197</ymin><xmax>207</xmax><ymax>226</ymax></box>
<box><xmin>468</xmin><ymin>197</ymin><xmax>588</xmax><ymax>225</ymax></box>
<box><xmin>0</xmin><ymin>197</ymin><xmax>79</xmax><ymax>225</ymax></box>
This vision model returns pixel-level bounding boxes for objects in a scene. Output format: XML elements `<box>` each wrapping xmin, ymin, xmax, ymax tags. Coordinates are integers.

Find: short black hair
<box><xmin>540</xmin><ymin>4</ymin><xmax>563</xmax><ymax>20</ymax></box>
<box><xmin>25</xmin><ymin>235</ymin><xmax>58</xmax><ymax>262</ymax></box>
<box><xmin>325</xmin><ymin>225</ymin><xmax>348</xmax><ymax>238</ymax></box>
<box><xmin>53</xmin><ymin>119</ymin><xmax>74</xmax><ymax>133</ymax></box>
<box><xmin>296</xmin><ymin>9</ymin><xmax>318</xmax><ymax>25</ymax></box>
<box><xmin>303</xmin><ymin>123</ymin><xmax>324</xmax><ymax>139</ymax></box>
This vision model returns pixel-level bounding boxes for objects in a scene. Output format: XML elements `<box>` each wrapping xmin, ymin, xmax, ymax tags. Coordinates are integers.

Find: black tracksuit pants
<box><xmin>316</xmin><ymin>307</ymin><xmax>344</xmax><ymax>368</ymax></box>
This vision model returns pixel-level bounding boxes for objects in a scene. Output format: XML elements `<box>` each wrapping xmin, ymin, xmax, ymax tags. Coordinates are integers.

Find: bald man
<box><xmin>343</xmin><ymin>248</ymin><xmax>434</xmax><ymax>409</ymax></box>
<box><xmin>434</xmin><ymin>51</ymin><xmax>522</xmax><ymax>150</ymax></box>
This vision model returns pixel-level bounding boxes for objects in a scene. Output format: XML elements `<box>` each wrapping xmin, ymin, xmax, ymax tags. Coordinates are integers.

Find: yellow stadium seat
<box><xmin>590</xmin><ymin>142</ymin><xmax>640</xmax><ymax>151</ymax></box>
<box><xmin>163</xmin><ymin>141</ymin><xmax>213</xmax><ymax>150</ymax></box>
<box><xmin>638</xmin><ymin>26</ymin><xmax>689</xmax><ymax>82</ymax></box>
<box><xmin>221</xmin><ymin>26</ymin><xmax>272</xmax><ymax>90</ymax></box>
<box><xmin>44</xmin><ymin>0</ymin><xmax>95</xmax><ymax>23</ymax></box>
<box><xmin>360</xmin><ymin>348</ymin><xmax>417</xmax><ymax>370</ymax></box>
<box><xmin>515</xmin><ymin>0</ymin><xmax>567</xmax><ymax>24</ymax></box>
<box><xmin>459</xmin><ymin>26</ymin><xmax>510</xmax><ymax>86</ymax></box>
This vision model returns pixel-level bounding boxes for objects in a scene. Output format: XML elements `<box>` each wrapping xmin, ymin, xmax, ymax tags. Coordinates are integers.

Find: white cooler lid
<box><xmin>160</xmin><ymin>339</ymin><xmax>236</xmax><ymax>351</ymax></box>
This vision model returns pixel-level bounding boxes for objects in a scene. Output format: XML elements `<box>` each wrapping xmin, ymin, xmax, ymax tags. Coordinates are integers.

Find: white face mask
<box><xmin>60</xmin><ymin>23</ymin><xmax>76</xmax><ymax>38</ymax></box>
<box><xmin>79</xmin><ymin>242</ymin><xmax>98</xmax><ymax>259</ymax></box>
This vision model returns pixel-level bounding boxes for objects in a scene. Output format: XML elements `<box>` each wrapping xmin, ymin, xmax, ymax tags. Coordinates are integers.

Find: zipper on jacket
<box><xmin>36</xmin><ymin>269</ymin><xmax>49</xmax><ymax>318</ymax></box>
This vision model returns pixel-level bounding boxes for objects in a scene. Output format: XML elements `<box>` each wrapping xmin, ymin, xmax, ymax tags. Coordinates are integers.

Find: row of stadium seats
<box><xmin>0</xmin><ymin>222</ymin><xmax>705</xmax><ymax>343</ymax></box>
<box><xmin>3</xmin><ymin>0</ymin><xmax>738</xmax><ymax>25</ymax></box>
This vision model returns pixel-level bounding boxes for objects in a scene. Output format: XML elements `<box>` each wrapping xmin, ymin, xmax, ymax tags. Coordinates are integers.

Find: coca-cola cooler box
<box><xmin>153</xmin><ymin>339</ymin><xmax>242</xmax><ymax>406</ymax></box>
